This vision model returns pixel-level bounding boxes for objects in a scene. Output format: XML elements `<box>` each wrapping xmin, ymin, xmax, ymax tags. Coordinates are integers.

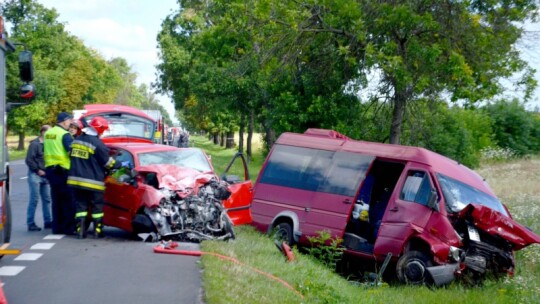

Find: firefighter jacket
<box><xmin>67</xmin><ymin>131</ymin><xmax>117</xmax><ymax>192</ymax></box>
<box><xmin>44</xmin><ymin>125</ymin><xmax>72</xmax><ymax>170</ymax></box>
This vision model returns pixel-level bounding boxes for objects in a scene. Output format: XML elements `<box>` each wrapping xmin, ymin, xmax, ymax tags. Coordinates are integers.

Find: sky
<box><xmin>31</xmin><ymin>1</ymin><xmax>540</xmax><ymax>115</ymax></box>
<box><xmin>37</xmin><ymin>0</ymin><xmax>180</xmax><ymax>123</ymax></box>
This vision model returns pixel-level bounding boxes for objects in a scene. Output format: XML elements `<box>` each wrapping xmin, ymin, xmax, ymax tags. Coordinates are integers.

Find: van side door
<box><xmin>303</xmin><ymin>152</ymin><xmax>374</xmax><ymax>241</ymax></box>
<box><xmin>374</xmin><ymin>164</ymin><xmax>436</xmax><ymax>257</ymax></box>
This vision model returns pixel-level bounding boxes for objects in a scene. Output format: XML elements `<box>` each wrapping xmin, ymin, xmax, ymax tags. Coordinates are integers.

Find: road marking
<box><xmin>44</xmin><ymin>234</ymin><xmax>65</xmax><ymax>240</ymax></box>
<box><xmin>20</xmin><ymin>176</ymin><xmax>28</xmax><ymax>180</ymax></box>
<box><xmin>30</xmin><ymin>243</ymin><xmax>55</xmax><ymax>250</ymax></box>
<box><xmin>0</xmin><ymin>266</ymin><xmax>25</xmax><ymax>276</ymax></box>
<box><xmin>14</xmin><ymin>253</ymin><xmax>43</xmax><ymax>261</ymax></box>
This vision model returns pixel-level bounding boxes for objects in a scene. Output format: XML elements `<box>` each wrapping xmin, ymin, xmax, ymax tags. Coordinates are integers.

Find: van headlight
<box><xmin>449</xmin><ymin>246</ymin><xmax>463</xmax><ymax>262</ymax></box>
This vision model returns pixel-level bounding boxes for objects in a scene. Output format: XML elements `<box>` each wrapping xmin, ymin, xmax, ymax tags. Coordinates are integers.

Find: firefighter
<box><xmin>67</xmin><ymin>116</ymin><xmax>121</xmax><ymax>238</ymax></box>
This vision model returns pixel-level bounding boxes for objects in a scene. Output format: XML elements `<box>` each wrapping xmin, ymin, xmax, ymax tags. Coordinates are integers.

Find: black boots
<box><xmin>93</xmin><ymin>218</ymin><xmax>104</xmax><ymax>238</ymax></box>
<box><xmin>76</xmin><ymin>217</ymin><xmax>87</xmax><ymax>239</ymax></box>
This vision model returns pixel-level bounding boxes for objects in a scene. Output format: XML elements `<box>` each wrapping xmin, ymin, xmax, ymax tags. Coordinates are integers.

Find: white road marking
<box><xmin>14</xmin><ymin>253</ymin><xmax>43</xmax><ymax>261</ymax></box>
<box><xmin>20</xmin><ymin>176</ymin><xmax>28</xmax><ymax>180</ymax></box>
<box><xmin>0</xmin><ymin>266</ymin><xmax>25</xmax><ymax>276</ymax></box>
<box><xmin>30</xmin><ymin>243</ymin><xmax>55</xmax><ymax>250</ymax></box>
<box><xmin>44</xmin><ymin>234</ymin><xmax>65</xmax><ymax>240</ymax></box>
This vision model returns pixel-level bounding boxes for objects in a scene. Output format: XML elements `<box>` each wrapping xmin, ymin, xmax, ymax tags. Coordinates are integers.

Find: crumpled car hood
<box><xmin>458</xmin><ymin>204</ymin><xmax>540</xmax><ymax>250</ymax></box>
<box><xmin>135</xmin><ymin>164</ymin><xmax>216</xmax><ymax>196</ymax></box>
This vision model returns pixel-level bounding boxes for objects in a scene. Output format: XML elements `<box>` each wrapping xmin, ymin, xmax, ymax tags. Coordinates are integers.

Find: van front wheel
<box><xmin>274</xmin><ymin>223</ymin><xmax>294</xmax><ymax>245</ymax></box>
<box><xmin>396</xmin><ymin>251</ymin><xmax>433</xmax><ymax>285</ymax></box>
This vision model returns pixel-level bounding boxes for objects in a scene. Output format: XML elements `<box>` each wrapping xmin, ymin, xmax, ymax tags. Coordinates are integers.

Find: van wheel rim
<box><xmin>404</xmin><ymin>260</ymin><xmax>426</xmax><ymax>283</ymax></box>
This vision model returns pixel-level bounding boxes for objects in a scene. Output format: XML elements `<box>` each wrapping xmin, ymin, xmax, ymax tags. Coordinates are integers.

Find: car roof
<box><xmin>82</xmin><ymin>104</ymin><xmax>155</xmax><ymax>122</ymax></box>
<box><xmin>107</xmin><ymin>142</ymin><xmax>179</xmax><ymax>153</ymax></box>
<box><xmin>276</xmin><ymin>128</ymin><xmax>495</xmax><ymax>196</ymax></box>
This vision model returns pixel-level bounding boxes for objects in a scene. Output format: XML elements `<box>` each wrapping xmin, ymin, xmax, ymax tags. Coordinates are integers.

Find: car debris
<box><xmin>129</xmin><ymin>165</ymin><xmax>236</xmax><ymax>242</ymax></box>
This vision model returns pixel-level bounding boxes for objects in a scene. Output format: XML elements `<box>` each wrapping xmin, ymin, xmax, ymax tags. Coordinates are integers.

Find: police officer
<box><xmin>67</xmin><ymin>116</ymin><xmax>121</xmax><ymax>238</ymax></box>
<box><xmin>44</xmin><ymin>112</ymin><xmax>75</xmax><ymax>235</ymax></box>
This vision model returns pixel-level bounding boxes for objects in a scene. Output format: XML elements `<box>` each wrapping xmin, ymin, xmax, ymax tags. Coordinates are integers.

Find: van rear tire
<box><xmin>274</xmin><ymin>223</ymin><xmax>294</xmax><ymax>245</ymax></box>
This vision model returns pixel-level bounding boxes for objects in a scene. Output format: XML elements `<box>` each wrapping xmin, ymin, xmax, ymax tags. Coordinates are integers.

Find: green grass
<box><xmin>8</xmin><ymin>148</ymin><xmax>27</xmax><ymax>161</ymax></box>
<box><xmin>193</xmin><ymin>136</ymin><xmax>540</xmax><ymax>304</ymax></box>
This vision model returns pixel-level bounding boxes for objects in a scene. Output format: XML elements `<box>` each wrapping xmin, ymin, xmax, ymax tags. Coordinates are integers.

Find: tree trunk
<box><xmin>389</xmin><ymin>90</ymin><xmax>407</xmax><ymax>145</ymax></box>
<box><xmin>17</xmin><ymin>132</ymin><xmax>25</xmax><ymax>151</ymax></box>
<box><xmin>220</xmin><ymin>132</ymin><xmax>225</xmax><ymax>147</ymax></box>
<box><xmin>238</xmin><ymin>114</ymin><xmax>245</xmax><ymax>153</ymax></box>
<box><xmin>212</xmin><ymin>133</ymin><xmax>219</xmax><ymax>145</ymax></box>
<box><xmin>225</xmin><ymin>131</ymin><xmax>235</xmax><ymax>149</ymax></box>
<box><xmin>247</xmin><ymin>109</ymin><xmax>254</xmax><ymax>160</ymax></box>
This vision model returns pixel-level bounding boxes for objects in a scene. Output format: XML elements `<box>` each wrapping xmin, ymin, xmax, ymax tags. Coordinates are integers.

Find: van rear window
<box><xmin>259</xmin><ymin>145</ymin><xmax>374</xmax><ymax>196</ymax></box>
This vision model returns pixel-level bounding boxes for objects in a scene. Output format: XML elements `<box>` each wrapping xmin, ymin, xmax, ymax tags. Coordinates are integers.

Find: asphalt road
<box><xmin>0</xmin><ymin>159</ymin><xmax>203</xmax><ymax>304</ymax></box>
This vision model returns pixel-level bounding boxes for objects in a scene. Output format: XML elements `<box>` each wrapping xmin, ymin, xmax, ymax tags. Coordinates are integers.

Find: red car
<box><xmin>76</xmin><ymin>105</ymin><xmax>253</xmax><ymax>241</ymax></box>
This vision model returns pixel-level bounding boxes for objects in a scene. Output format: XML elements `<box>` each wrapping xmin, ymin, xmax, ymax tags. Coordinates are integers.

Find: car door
<box><xmin>103</xmin><ymin>148</ymin><xmax>139</xmax><ymax>231</ymax></box>
<box><xmin>303</xmin><ymin>151</ymin><xmax>375</xmax><ymax>241</ymax></box>
<box><xmin>221</xmin><ymin>152</ymin><xmax>253</xmax><ymax>225</ymax></box>
<box><xmin>374</xmin><ymin>163</ymin><xmax>437</xmax><ymax>257</ymax></box>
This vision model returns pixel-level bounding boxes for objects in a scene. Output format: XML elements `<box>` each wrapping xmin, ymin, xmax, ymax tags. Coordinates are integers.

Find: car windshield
<box><xmin>437</xmin><ymin>173</ymin><xmax>508</xmax><ymax>216</ymax></box>
<box><xmin>138</xmin><ymin>149</ymin><xmax>212</xmax><ymax>172</ymax></box>
<box><xmin>83</xmin><ymin>113</ymin><xmax>155</xmax><ymax>141</ymax></box>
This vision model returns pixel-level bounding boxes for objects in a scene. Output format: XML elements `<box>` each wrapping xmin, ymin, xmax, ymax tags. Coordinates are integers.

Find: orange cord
<box><xmin>154</xmin><ymin>244</ymin><xmax>304</xmax><ymax>299</ymax></box>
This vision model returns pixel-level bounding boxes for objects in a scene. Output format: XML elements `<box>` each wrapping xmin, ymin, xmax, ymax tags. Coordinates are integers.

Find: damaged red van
<box><xmin>251</xmin><ymin>129</ymin><xmax>540</xmax><ymax>285</ymax></box>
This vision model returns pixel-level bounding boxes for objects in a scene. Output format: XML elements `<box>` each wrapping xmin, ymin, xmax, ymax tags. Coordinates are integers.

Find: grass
<box><xmin>195</xmin><ymin>135</ymin><xmax>540</xmax><ymax>304</ymax></box>
<box><xmin>7</xmin><ymin>135</ymin><xmax>33</xmax><ymax>161</ymax></box>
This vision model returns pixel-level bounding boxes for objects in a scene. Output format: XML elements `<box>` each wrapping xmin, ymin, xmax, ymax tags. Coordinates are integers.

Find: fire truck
<box><xmin>0</xmin><ymin>16</ymin><xmax>34</xmax><ymax>254</ymax></box>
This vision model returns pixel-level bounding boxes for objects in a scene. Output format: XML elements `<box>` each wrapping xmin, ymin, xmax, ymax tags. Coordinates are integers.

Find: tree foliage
<box><xmin>1</xmin><ymin>0</ymin><xmax>171</xmax><ymax>149</ymax></box>
<box><xmin>156</xmin><ymin>0</ymin><xmax>538</xmax><ymax>162</ymax></box>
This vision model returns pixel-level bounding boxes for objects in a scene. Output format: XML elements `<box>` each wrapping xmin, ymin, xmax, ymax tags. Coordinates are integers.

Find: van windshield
<box><xmin>437</xmin><ymin>173</ymin><xmax>508</xmax><ymax>216</ymax></box>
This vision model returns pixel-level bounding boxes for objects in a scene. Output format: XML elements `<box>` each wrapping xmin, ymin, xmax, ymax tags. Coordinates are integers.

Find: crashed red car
<box><xmin>75</xmin><ymin>104</ymin><xmax>253</xmax><ymax>241</ymax></box>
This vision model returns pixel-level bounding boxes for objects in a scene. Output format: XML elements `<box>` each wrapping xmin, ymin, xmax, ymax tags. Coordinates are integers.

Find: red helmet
<box><xmin>89</xmin><ymin>116</ymin><xmax>109</xmax><ymax>136</ymax></box>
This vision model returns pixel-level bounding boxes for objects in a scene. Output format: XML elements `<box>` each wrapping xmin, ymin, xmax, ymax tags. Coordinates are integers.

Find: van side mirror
<box><xmin>19</xmin><ymin>50</ymin><xmax>34</xmax><ymax>82</ymax></box>
<box><xmin>427</xmin><ymin>189</ymin><xmax>439</xmax><ymax>212</ymax></box>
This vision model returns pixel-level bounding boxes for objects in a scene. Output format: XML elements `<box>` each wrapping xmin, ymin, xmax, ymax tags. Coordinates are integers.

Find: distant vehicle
<box><xmin>75</xmin><ymin>104</ymin><xmax>253</xmax><ymax>241</ymax></box>
<box><xmin>250</xmin><ymin>128</ymin><xmax>540</xmax><ymax>285</ymax></box>
<box><xmin>1</xmin><ymin>16</ymin><xmax>35</xmax><ymax>254</ymax></box>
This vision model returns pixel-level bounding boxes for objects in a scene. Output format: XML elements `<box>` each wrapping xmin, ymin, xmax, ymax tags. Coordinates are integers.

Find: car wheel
<box><xmin>221</xmin><ymin>212</ymin><xmax>235</xmax><ymax>240</ymax></box>
<box><xmin>274</xmin><ymin>222</ymin><xmax>294</xmax><ymax>245</ymax></box>
<box><xmin>132</xmin><ymin>213</ymin><xmax>157</xmax><ymax>234</ymax></box>
<box><xmin>396</xmin><ymin>250</ymin><xmax>433</xmax><ymax>285</ymax></box>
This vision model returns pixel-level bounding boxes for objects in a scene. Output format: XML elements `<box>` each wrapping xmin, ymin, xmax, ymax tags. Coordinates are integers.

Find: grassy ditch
<box><xmin>196</xmin><ymin>134</ymin><xmax>540</xmax><ymax>304</ymax></box>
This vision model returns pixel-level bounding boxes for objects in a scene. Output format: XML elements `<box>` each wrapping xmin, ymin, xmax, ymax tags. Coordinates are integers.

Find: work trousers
<box><xmin>73</xmin><ymin>188</ymin><xmax>105</xmax><ymax>220</ymax></box>
<box><xmin>45</xmin><ymin>166</ymin><xmax>76</xmax><ymax>235</ymax></box>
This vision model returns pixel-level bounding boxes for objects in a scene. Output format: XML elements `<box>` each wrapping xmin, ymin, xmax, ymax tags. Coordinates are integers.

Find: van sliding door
<box><xmin>304</xmin><ymin>152</ymin><xmax>374</xmax><ymax>240</ymax></box>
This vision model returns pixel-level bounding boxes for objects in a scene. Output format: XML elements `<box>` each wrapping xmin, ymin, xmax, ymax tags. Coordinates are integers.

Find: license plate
<box><xmin>468</xmin><ymin>226</ymin><xmax>480</xmax><ymax>242</ymax></box>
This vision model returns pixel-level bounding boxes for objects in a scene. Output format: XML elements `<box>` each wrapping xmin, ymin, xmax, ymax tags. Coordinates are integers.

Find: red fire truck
<box><xmin>0</xmin><ymin>16</ymin><xmax>34</xmax><ymax>254</ymax></box>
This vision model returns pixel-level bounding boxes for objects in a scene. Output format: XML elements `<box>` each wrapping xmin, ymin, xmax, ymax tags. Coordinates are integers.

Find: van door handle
<box><xmin>389</xmin><ymin>207</ymin><xmax>399</xmax><ymax>212</ymax></box>
<box><xmin>342</xmin><ymin>199</ymin><xmax>352</xmax><ymax>204</ymax></box>
<box><xmin>305</xmin><ymin>207</ymin><xmax>311</xmax><ymax>212</ymax></box>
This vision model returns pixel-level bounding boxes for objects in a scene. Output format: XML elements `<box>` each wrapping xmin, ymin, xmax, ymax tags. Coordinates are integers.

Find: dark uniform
<box><xmin>44</xmin><ymin>121</ymin><xmax>75</xmax><ymax>235</ymax></box>
<box><xmin>67</xmin><ymin>130</ymin><xmax>118</xmax><ymax>238</ymax></box>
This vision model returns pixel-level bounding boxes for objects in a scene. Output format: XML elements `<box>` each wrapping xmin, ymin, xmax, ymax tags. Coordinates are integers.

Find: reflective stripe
<box><xmin>71</xmin><ymin>142</ymin><xmax>96</xmax><ymax>154</ymax></box>
<box><xmin>92</xmin><ymin>213</ymin><xmax>104</xmax><ymax>219</ymax></box>
<box><xmin>67</xmin><ymin>176</ymin><xmax>105</xmax><ymax>191</ymax></box>
<box><xmin>76</xmin><ymin>212</ymin><xmax>88</xmax><ymax>218</ymax></box>
<box><xmin>105</xmin><ymin>157</ymin><xmax>116</xmax><ymax>169</ymax></box>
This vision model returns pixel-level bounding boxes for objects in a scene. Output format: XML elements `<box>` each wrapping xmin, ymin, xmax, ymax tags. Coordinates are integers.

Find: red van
<box><xmin>251</xmin><ymin>129</ymin><xmax>540</xmax><ymax>285</ymax></box>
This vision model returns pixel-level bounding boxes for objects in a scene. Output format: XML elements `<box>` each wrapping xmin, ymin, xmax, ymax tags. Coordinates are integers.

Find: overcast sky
<box><xmin>38</xmin><ymin>0</ymin><xmax>179</xmax><ymax>122</ymax></box>
<box><xmin>35</xmin><ymin>1</ymin><xmax>540</xmax><ymax>114</ymax></box>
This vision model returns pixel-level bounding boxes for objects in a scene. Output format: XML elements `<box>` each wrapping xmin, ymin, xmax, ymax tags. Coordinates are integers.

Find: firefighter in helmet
<box><xmin>67</xmin><ymin>116</ymin><xmax>122</xmax><ymax>238</ymax></box>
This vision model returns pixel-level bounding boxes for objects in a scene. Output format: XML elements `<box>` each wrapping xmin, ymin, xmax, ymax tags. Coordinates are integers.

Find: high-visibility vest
<box><xmin>44</xmin><ymin>126</ymin><xmax>71</xmax><ymax>170</ymax></box>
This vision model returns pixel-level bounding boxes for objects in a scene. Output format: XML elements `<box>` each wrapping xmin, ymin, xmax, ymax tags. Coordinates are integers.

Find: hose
<box><xmin>153</xmin><ymin>242</ymin><xmax>304</xmax><ymax>299</ymax></box>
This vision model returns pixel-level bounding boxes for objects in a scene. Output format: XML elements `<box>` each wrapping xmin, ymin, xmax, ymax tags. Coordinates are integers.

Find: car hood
<box><xmin>135</xmin><ymin>164</ymin><xmax>216</xmax><ymax>196</ymax></box>
<box><xmin>457</xmin><ymin>204</ymin><xmax>540</xmax><ymax>250</ymax></box>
